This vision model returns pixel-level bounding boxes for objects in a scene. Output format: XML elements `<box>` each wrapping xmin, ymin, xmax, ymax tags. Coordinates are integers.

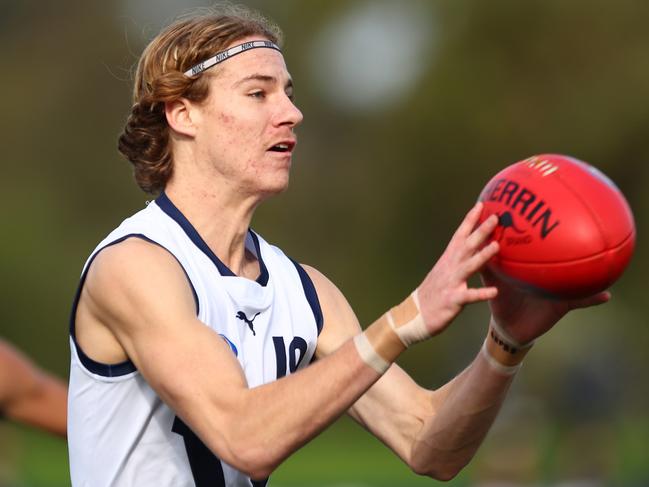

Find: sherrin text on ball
<box><xmin>478</xmin><ymin>154</ymin><xmax>635</xmax><ymax>298</ymax></box>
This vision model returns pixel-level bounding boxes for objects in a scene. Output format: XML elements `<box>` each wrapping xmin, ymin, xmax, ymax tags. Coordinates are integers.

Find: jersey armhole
<box><xmin>69</xmin><ymin>233</ymin><xmax>200</xmax><ymax>377</ymax></box>
<box><xmin>289</xmin><ymin>259</ymin><xmax>324</xmax><ymax>336</ymax></box>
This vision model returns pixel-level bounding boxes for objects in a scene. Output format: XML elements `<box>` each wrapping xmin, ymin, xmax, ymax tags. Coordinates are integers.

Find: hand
<box><xmin>417</xmin><ymin>202</ymin><xmax>500</xmax><ymax>336</ymax></box>
<box><xmin>481</xmin><ymin>268</ymin><xmax>610</xmax><ymax>345</ymax></box>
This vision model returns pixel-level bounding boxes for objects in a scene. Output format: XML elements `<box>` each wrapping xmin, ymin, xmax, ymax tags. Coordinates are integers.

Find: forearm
<box><xmin>410</xmin><ymin>323</ymin><xmax>533</xmax><ymax>479</ymax></box>
<box><xmin>190</xmin><ymin>297</ymin><xmax>415</xmax><ymax>477</ymax></box>
<box><xmin>175</xmin><ymin>335</ymin><xmax>391</xmax><ymax>479</ymax></box>
<box><xmin>5</xmin><ymin>372</ymin><xmax>68</xmax><ymax>438</ymax></box>
<box><xmin>239</xmin><ymin>339</ymin><xmax>380</xmax><ymax>473</ymax></box>
<box><xmin>411</xmin><ymin>350</ymin><xmax>515</xmax><ymax>479</ymax></box>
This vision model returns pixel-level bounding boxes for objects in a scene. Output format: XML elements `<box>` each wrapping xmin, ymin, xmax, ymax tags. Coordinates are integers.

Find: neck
<box><xmin>163</xmin><ymin>177</ymin><xmax>263</xmax><ymax>279</ymax></box>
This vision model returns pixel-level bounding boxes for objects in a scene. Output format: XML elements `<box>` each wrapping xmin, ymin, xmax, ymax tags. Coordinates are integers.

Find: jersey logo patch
<box><xmin>219</xmin><ymin>334</ymin><xmax>238</xmax><ymax>356</ymax></box>
<box><xmin>236</xmin><ymin>311</ymin><xmax>260</xmax><ymax>336</ymax></box>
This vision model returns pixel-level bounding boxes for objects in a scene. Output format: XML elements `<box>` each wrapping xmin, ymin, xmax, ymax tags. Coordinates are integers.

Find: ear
<box><xmin>165</xmin><ymin>98</ymin><xmax>198</xmax><ymax>137</ymax></box>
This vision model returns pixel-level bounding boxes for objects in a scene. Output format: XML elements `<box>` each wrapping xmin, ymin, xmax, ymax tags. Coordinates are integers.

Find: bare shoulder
<box><xmin>301</xmin><ymin>264</ymin><xmax>340</xmax><ymax>299</ymax></box>
<box><xmin>301</xmin><ymin>264</ymin><xmax>354</xmax><ymax>321</ymax></box>
<box><xmin>80</xmin><ymin>236</ymin><xmax>197</xmax><ymax>346</ymax></box>
<box><xmin>87</xmin><ymin>237</ymin><xmax>183</xmax><ymax>287</ymax></box>
<box><xmin>76</xmin><ymin>236</ymin><xmax>213</xmax><ymax>384</ymax></box>
<box><xmin>301</xmin><ymin>264</ymin><xmax>361</xmax><ymax>358</ymax></box>
<box><xmin>85</xmin><ymin>237</ymin><xmax>195</xmax><ymax>310</ymax></box>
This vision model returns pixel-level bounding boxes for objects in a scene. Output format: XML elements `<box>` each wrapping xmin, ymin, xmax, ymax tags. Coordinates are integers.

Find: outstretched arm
<box><xmin>309</xmin><ymin>267</ymin><xmax>516</xmax><ymax>481</ymax></box>
<box><xmin>77</xmin><ymin>203</ymin><xmax>499</xmax><ymax>480</ymax></box>
<box><xmin>310</xmin><ymin>212</ymin><xmax>609</xmax><ymax>480</ymax></box>
<box><xmin>0</xmin><ymin>340</ymin><xmax>67</xmax><ymax>437</ymax></box>
<box><xmin>304</xmin><ymin>202</ymin><xmax>510</xmax><ymax>479</ymax></box>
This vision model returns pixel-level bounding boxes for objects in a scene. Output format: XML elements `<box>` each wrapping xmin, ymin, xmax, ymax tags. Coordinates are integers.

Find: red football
<box><xmin>478</xmin><ymin>154</ymin><xmax>635</xmax><ymax>298</ymax></box>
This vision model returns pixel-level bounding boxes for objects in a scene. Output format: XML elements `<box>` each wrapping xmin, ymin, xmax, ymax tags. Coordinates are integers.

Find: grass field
<box><xmin>1</xmin><ymin>415</ymin><xmax>647</xmax><ymax>486</ymax></box>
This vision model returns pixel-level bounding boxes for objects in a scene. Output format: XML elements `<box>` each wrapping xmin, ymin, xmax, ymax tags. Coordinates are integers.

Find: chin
<box><xmin>256</xmin><ymin>175</ymin><xmax>290</xmax><ymax>200</ymax></box>
<box><xmin>269</xmin><ymin>178</ymin><xmax>291</xmax><ymax>195</ymax></box>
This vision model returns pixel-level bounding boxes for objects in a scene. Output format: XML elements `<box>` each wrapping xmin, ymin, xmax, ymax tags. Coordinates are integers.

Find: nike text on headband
<box><xmin>183</xmin><ymin>40</ymin><xmax>282</xmax><ymax>76</ymax></box>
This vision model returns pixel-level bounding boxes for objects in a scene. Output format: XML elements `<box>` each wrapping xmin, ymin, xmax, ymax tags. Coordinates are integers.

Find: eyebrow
<box><xmin>233</xmin><ymin>74</ymin><xmax>294</xmax><ymax>91</ymax></box>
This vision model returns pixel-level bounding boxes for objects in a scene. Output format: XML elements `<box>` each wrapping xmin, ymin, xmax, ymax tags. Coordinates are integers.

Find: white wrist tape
<box><xmin>354</xmin><ymin>333</ymin><xmax>390</xmax><ymax>374</ymax></box>
<box><xmin>386</xmin><ymin>290</ymin><xmax>428</xmax><ymax>347</ymax></box>
<box><xmin>489</xmin><ymin>317</ymin><xmax>535</xmax><ymax>349</ymax></box>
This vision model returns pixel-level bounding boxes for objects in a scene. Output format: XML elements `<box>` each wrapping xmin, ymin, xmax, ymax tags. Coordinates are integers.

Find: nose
<box><xmin>276</xmin><ymin>94</ymin><xmax>303</xmax><ymax>128</ymax></box>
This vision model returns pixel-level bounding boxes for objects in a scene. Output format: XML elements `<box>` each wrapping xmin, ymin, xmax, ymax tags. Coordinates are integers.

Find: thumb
<box><xmin>565</xmin><ymin>291</ymin><xmax>611</xmax><ymax>311</ymax></box>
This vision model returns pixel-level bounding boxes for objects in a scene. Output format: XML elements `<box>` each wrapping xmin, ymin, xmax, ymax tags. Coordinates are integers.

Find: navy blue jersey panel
<box><xmin>248</xmin><ymin>230</ymin><xmax>270</xmax><ymax>286</ymax></box>
<box><xmin>172</xmin><ymin>417</ymin><xmax>226</xmax><ymax>487</ymax></box>
<box><xmin>289</xmin><ymin>258</ymin><xmax>324</xmax><ymax>335</ymax></box>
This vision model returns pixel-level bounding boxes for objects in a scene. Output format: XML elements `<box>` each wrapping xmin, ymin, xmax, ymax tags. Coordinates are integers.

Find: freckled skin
<box><xmin>218</xmin><ymin>113</ymin><xmax>233</xmax><ymax>124</ymax></box>
<box><xmin>189</xmin><ymin>41</ymin><xmax>303</xmax><ymax>200</ymax></box>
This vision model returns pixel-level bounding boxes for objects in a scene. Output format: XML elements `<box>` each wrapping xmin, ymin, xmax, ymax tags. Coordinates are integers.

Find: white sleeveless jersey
<box><xmin>68</xmin><ymin>193</ymin><xmax>323</xmax><ymax>487</ymax></box>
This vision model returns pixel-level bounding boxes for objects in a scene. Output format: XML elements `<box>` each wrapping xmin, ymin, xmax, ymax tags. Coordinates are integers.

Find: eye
<box><xmin>248</xmin><ymin>90</ymin><xmax>266</xmax><ymax>99</ymax></box>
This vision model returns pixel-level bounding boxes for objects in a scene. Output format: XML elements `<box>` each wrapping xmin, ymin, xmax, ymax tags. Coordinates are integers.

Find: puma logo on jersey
<box><xmin>236</xmin><ymin>311</ymin><xmax>260</xmax><ymax>336</ymax></box>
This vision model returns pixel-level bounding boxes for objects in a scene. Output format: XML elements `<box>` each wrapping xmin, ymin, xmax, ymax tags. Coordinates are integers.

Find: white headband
<box><xmin>184</xmin><ymin>40</ymin><xmax>282</xmax><ymax>76</ymax></box>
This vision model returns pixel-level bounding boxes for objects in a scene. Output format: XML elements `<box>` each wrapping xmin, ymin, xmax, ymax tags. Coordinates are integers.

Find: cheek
<box><xmin>217</xmin><ymin>110</ymin><xmax>261</xmax><ymax>146</ymax></box>
<box><xmin>218</xmin><ymin>112</ymin><xmax>233</xmax><ymax>124</ymax></box>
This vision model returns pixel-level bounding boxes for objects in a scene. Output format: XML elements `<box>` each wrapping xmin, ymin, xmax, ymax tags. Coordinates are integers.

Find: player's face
<box><xmin>193</xmin><ymin>37</ymin><xmax>303</xmax><ymax>198</ymax></box>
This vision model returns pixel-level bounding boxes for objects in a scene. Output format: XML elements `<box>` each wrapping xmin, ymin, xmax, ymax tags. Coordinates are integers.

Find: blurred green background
<box><xmin>1</xmin><ymin>0</ymin><xmax>647</xmax><ymax>485</ymax></box>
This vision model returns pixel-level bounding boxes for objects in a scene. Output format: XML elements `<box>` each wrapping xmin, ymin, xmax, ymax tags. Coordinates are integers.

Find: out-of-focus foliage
<box><xmin>1</xmin><ymin>0</ymin><xmax>647</xmax><ymax>485</ymax></box>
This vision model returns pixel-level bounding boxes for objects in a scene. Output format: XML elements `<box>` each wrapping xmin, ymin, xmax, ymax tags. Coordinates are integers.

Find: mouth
<box><xmin>267</xmin><ymin>140</ymin><xmax>296</xmax><ymax>154</ymax></box>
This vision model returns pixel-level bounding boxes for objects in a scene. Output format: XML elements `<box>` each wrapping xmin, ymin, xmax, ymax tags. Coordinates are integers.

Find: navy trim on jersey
<box><xmin>247</xmin><ymin>230</ymin><xmax>270</xmax><ymax>285</ymax></box>
<box><xmin>69</xmin><ymin>233</ymin><xmax>199</xmax><ymax>377</ymax></box>
<box><xmin>172</xmin><ymin>417</ymin><xmax>227</xmax><ymax>486</ymax></box>
<box><xmin>173</xmin><ymin>416</ymin><xmax>268</xmax><ymax>486</ymax></box>
<box><xmin>289</xmin><ymin>259</ymin><xmax>324</xmax><ymax>335</ymax></box>
<box><xmin>156</xmin><ymin>192</ymin><xmax>269</xmax><ymax>286</ymax></box>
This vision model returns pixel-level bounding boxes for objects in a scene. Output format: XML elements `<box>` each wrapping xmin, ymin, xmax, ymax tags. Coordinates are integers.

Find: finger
<box><xmin>568</xmin><ymin>291</ymin><xmax>611</xmax><ymax>310</ymax></box>
<box><xmin>465</xmin><ymin>214</ymin><xmax>499</xmax><ymax>253</ymax></box>
<box><xmin>463</xmin><ymin>240</ymin><xmax>499</xmax><ymax>276</ymax></box>
<box><xmin>463</xmin><ymin>285</ymin><xmax>499</xmax><ymax>304</ymax></box>
<box><xmin>451</xmin><ymin>202</ymin><xmax>485</xmax><ymax>241</ymax></box>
